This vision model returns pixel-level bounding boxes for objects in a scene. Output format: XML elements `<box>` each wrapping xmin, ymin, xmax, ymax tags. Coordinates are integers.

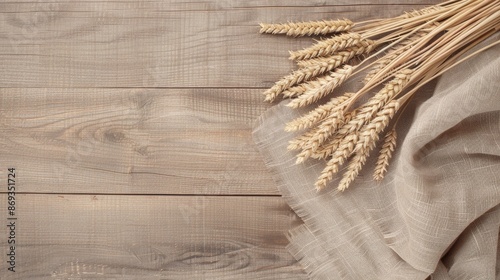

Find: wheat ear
<box><xmin>373</xmin><ymin>128</ymin><xmax>397</xmax><ymax>182</ymax></box>
<box><xmin>292</xmin><ymin>112</ymin><xmax>345</xmax><ymax>162</ymax></box>
<box><xmin>337</xmin><ymin>145</ymin><xmax>372</xmax><ymax>192</ymax></box>
<box><xmin>285</xmin><ymin>92</ymin><xmax>353</xmax><ymax>132</ymax></box>
<box><xmin>315</xmin><ymin>99</ymin><xmax>400</xmax><ymax>191</ymax></box>
<box><xmin>336</xmin><ymin>101</ymin><xmax>399</xmax><ymax>191</ymax></box>
<box><xmin>295</xmin><ymin>109</ymin><xmax>358</xmax><ymax>164</ymax></box>
<box><xmin>282</xmin><ymin>83</ymin><xmax>310</xmax><ymax>99</ymax></box>
<box><xmin>264</xmin><ymin>51</ymin><xmax>361</xmax><ymax>102</ymax></box>
<box><xmin>295</xmin><ymin>113</ymin><xmax>346</xmax><ymax>164</ymax></box>
<box><xmin>315</xmin><ymin>133</ymin><xmax>358</xmax><ymax>191</ymax></box>
<box><xmin>351</xmin><ymin>69</ymin><xmax>413</xmax><ymax>130</ymax></box>
<box><xmin>287</xmin><ymin>134</ymin><xmax>311</xmax><ymax>151</ymax></box>
<box><xmin>263</xmin><ymin>40</ymin><xmax>373</xmax><ymax>103</ymax></box>
<box><xmin>282</xmin><ymin>68</ymin><xmax>351</xmax><ymax>99</ymax></box>
<box><xmin>287</xmin><ymin>65</ymin><xmax>354</xmax><ymax>109</ymax></box>
<box><xmin>289</xmin><ymin>33</ymin><xmax>362</xmax><ymax>60</ymax></box>
<box><xmin>356</xmin><ymin>100</ymin><xmax>400</xmax><ymax>151</ymax></box>
<box><xmin>296</xmin><ymin>110</ymin><xmax>358</xmax><ymax>163</ymax></box>
<box><xmin>310</xmin><ymin>110</ymin><xmax>358</xmax><ymax>159</ymax></box>
<box><xmin>259</xmin><ymin>19</ymin><xmax>353</xmax><ymax>37</ymax></box>
<box><xmin>304</xmin><ymin>109</ymin><xmax>345</xmax><ymax>150</ymax></box>
<box><xmin>296</xmin><ymin>39</ymin><xmax>375</xmax><ymax>68</ymax></box>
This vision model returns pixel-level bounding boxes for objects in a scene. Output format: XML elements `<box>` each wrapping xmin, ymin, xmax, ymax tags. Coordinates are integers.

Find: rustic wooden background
<box><xmin>0</xmin><ymin>1</ymin><xmax>437</xmax><ymax>279</ymax></box>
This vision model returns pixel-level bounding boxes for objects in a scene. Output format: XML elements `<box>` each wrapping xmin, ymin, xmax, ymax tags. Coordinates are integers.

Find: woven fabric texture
<box><xmin>253</xmin><ymin>37</ymin><xmax>500</xmax><ymax>279</ymax></box>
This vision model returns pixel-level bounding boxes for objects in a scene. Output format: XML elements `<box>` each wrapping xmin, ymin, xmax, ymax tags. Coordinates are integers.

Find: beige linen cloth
<box><xmin>253</xmin><ymin>37</ymin><xmax>500</xmax><ymax>279</ymax></box>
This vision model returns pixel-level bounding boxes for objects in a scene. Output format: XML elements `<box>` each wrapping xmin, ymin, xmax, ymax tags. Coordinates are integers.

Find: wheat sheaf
<box><xmin>259</xmin><ymin>0</ymin><xmax>499</xmax><ymax>192</ymax></box>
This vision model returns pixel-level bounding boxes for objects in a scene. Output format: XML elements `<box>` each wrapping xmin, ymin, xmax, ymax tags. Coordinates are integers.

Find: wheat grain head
<box><xmin>373</xmin><ymin>128</ymin><xmax>397</xmax><ymax>182</ymax></box>
<box><xmin>285</xmin><ymin>92</ymin><xmax>353</xmax><ymax>132</ymax></box>
<box><xmin>315</xmin><ymin>133</ymin><xmax>358</xmax><ymax>191</ymax></box>
<box><xmin>289</xmin><ymin>33</ymin><xmax>362</xmax><ymax>60</ymax></box>
<box><xmin>259</xmin><ymin>19</ymin><xmax>353</xmax><ymax>37</ymax></box>
<box><xmin>296</xmin><ymin>39</ymin><xmax>375</xmax><ymax>68</ymax></box>
<box><xmin>287</xmin><ymin>65</ymin><xmax>354</xmax><ymax>109</ymax></box>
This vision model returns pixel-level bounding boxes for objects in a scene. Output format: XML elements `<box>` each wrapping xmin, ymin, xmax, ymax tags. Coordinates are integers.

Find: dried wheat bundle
<box><xmin>259</xmin><ymin>0</ymin><xmax>499</xmax><ymax>192</ymax></box>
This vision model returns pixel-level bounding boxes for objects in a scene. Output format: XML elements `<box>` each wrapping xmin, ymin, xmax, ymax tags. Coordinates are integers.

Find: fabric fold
<box><xmin>253</xmin><ymin>39</ymin><xmax>500</xmax><ymax>279</ymax></box>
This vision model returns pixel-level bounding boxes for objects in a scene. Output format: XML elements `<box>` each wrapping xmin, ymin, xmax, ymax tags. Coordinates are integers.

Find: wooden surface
<box><xmin>0</xmin><ymin>1</ymin><xmax>435</xmax><ymax>278</ymax></box>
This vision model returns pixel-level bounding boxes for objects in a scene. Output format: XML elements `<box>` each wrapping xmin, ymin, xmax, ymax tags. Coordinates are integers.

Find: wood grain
<box><xmin>0</xmin><ymin>194</ymin><xmax>305</xmax><ymax>279</ymax></box>
<box><xmin>0</xmin><ymin>88</ymin><xmax>277</xmax><ymax>195</ymax></box>
<box><xmin>0</xmin><ymin>2</ymin><xmax>438</xmax><ymax>88</ymax></box>
<box><xmin>0</xmin><ymin>1</ymin><xmax>445</xmax><ymax>278</ymax></box>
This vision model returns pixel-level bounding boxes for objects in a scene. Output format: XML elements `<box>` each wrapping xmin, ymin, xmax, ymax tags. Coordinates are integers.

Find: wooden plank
<box><xmin>0</xmin><ymin>194</ymin><xmax>306</xmax><ymax>279</ymax></box>
<box><xmin>3</xmin><ymin>0</ymin><xmax>437</xmax><ymax>4</ymax></box>
<box><xmin>0</xmin><ymin>88</ymin><xmax>276</xmax><ymax>195</ymax></box>
<box><xmin>0</xmin><ymin>2</ymin><xmax>439</xmax><ymax>88</ymax></box>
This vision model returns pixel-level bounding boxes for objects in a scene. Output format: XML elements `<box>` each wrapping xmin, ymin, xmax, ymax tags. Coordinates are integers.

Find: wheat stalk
<box><xmin>363</xmin><ymin>33</ymin><xmax>425</xmax><ymax>84</ymax></box>
<box><xmin>404</xmin><ymin>5</ymin><xmax>445</xmax><ymax>19</ymax></box>
<box><xmin>259</xmin><ymin>19</ymin><xmax>353</xmax><ymax>37</ymax></box>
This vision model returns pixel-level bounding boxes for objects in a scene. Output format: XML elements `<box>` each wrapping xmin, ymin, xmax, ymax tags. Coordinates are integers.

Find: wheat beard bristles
<box><xmin>289</xmin><ymin>33</ymin><xmax>362</xmax><ymax>60</ymax></box>
<box><xmin>315</xmin><ymin>133</ymin><xmax>359</xmax><ymax>191</ymax></box>
<box><xmin>373</xmin><ymin>128</ymin><xmax>397</xmax><ymax>182</ymax></box>
<box><xmin>285</xmin><ymin>92</ymin><xmax>353</xmax><ymax>132</ymax></box>
<box><xmin>287</xmin><ymin>65</ymin><xmax>354</xmax><ymax>109</ymax></box>
<box><xmin>296</xmin><ymin>39</ymin><xmax>375</xmax><ymax>68</ymax></box>
<box><xmin>259</xmin><ymin>19</ymin><xmax>353</xmax><ymax>37</ymax></box>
